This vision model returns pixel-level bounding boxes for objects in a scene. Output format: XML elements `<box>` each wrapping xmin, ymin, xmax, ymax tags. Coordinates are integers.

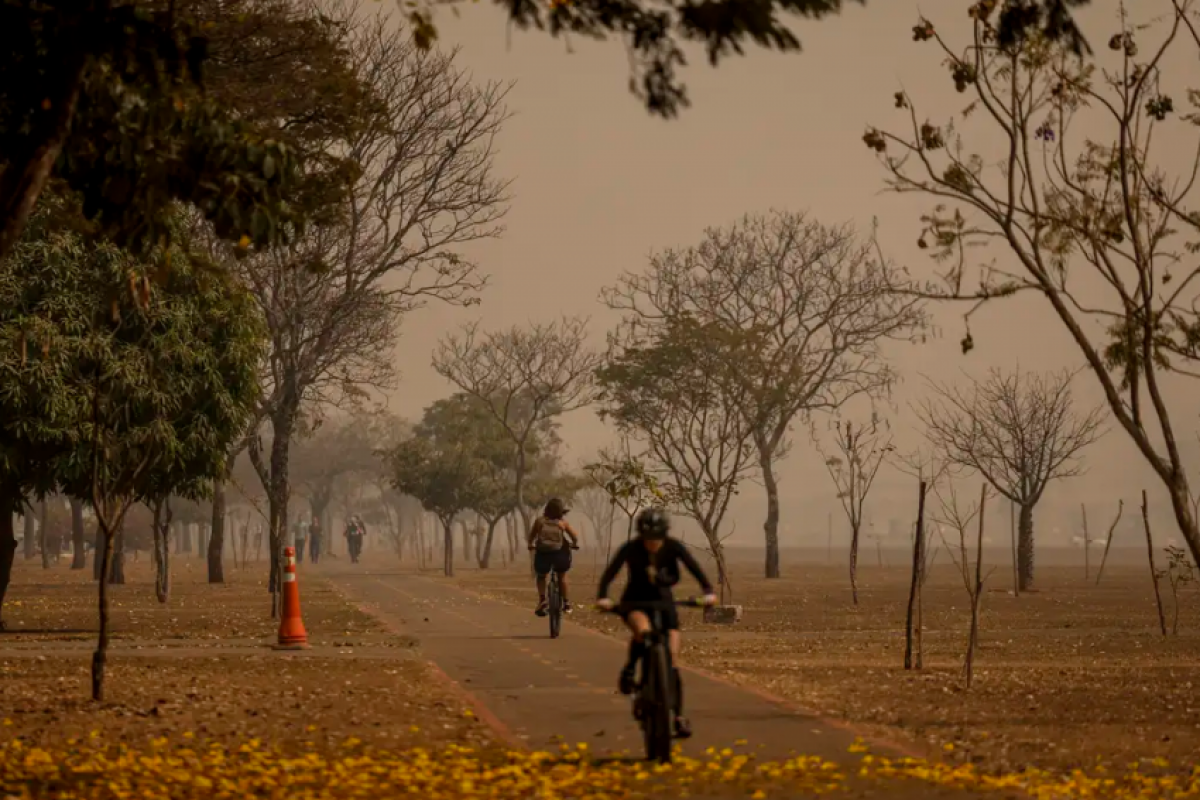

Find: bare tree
<box><xmin>433</xmin><ymin>317</ymin><xmax>601</xmax><ymax>531</ymax></box>
<box><xmin>574</xmin><ymin>484</ymin><xmax>617</xmax><ymax>557</ymax></box>
<box><xmin>1143</xmin><ymin>490</ymin><xmax>1169</xmax><ymax>637</ymax></box>
<box><xmin>934</xmin><ymin>481</ymin><xmax>994</xmax><ymax>689</ymax></box>
<box><xmin>596</xmin><ymin>317</ymin><xmax>755</xmax><ymax>602</ymax></box>
<box><xmin>1095</xmin><ymin>500</ymin><xmax>1125</xmax><ymax>585</ymax></box>
<box><xmin>868</xmin><ymin>1</ymin><xmax>1200</xmax><ymax>569</ymax></box>
<box><xmin>917</xmin><ymin>368</ymin><xmax>1104</xmax><ymax>590</ymax></box>
<box><xmin>903</xmin><ymin>480</ymin><xmax>928</xmax><ymax>670</ymax></box>
<box><xmin>602</xmin><ymin>211</ymin><xmax>925</xmax><ymax>578</ymax></box>
<box><xmin>227</xmin><ymin>15</ymin><xmax>509</xmax><ymax>608</ymax></box>
<box><xmin>817</xmin><ymin>416</ymin><xmax>893</xmax><ymax>606</ymax></box>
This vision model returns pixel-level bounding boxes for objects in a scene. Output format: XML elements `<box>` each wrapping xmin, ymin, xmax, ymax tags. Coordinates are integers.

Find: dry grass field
<box><xmin>4</xmin><ymin>539</ymin><xmax>1199</xmax><ymax>793</ymax></box>
<box><xmin>450</xmin><ymin>543</ymin><xmax>1200</xmax><ymax>775</ymax></box>
<box><xmin>0</xmin><ymin>559</ymin><xmax>491</xmax><ymax>753</ymax></box>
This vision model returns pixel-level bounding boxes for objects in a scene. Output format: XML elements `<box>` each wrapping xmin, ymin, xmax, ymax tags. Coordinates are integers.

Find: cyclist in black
<box><xmin>596</xmin><ymin>507</ymin><xmax>716</xmax><ymax>739</ymax></box>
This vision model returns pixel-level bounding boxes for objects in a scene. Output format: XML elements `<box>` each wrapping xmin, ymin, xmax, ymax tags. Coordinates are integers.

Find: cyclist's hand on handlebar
<box><xmin>595</xmin><ymin>598</ymin><xmax>615</xmax><ymax>611</ymax></box>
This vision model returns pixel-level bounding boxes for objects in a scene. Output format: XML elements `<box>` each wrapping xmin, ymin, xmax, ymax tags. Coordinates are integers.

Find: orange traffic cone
<box><xmin>276</xmin><ymin>546</ymin><xmax>309</xmax><ymax>650</ymax></box>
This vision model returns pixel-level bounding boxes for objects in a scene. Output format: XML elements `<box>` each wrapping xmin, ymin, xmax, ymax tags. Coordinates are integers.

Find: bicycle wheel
<box><xmin>548</xmin><ymin>572</ymin><xmax>562</xmax><ymax>639</ymax></box>
<box><xmin>640</xmin><ymin>644</ymin><xmax>673</xmax><ymax>763</ymax></box>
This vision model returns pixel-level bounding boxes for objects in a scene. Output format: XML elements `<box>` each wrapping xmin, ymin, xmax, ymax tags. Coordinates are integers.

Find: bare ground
<box><xmin>447</xmin><ymin>548</ymin><xmax>1200</xmax><ymax>775</ymax></box>
<box><xmin>0</xmin><ymin>556</ymin><xmax>492</xmax><ymax>754</ymax></box>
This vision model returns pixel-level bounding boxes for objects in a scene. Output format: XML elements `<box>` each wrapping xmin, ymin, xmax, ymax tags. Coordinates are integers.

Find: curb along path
<box><xmin>326</xmin><ymin>568</ymin><xmax>916</xmax><ymax>763</ymax></box>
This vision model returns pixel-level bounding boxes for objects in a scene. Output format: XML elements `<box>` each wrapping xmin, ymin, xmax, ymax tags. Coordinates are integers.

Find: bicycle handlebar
<box><xmin>595</xmin><ymin>597</ymin><xmax>713</xmax><ymax>613</ymax></box>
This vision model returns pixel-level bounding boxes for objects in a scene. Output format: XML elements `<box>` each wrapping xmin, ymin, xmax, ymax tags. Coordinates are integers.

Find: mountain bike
<box><xmin>535</xmin><ymin>544</ymin><xmax>579</xmax><ymax>639</ymax></box>
<box><xmin>598</xmin><ymin>597</ymin><xmax>708</xmax><ymax>763</ymax></box>
<box><xmin>546</xmin><ymin>567</ymin><xmax>564</xmax><ymax>638</ymax></box>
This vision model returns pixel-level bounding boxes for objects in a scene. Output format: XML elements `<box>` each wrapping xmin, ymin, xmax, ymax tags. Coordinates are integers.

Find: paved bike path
<box><xmin>324</xmin><ymin>568</ymin><xmax>918</xmax><ymax>764</ymax></box>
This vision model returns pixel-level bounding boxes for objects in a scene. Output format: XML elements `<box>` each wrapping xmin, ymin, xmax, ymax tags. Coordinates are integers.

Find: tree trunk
<box><xmin>23</xmin><ymin>503</ymin><xmax>36</xmax><ymax>560</ymax></box>
<box><xmin>39</xmin><ymin>499</ymin><xmax>52</xmax><ymax>569</ymax></box>
<box><xmin>181</xmin><ymin>522</ymin><xmax>192</xmax><ymax>554</ymax></box>
<box><xmin>1165</xmin><ymin>475</ymin><xmax>1200</xmax><ymax>572</ymax></box>
<box><xmin>1018</xmin><ymin>502</ymin><xmax>1035</xmax><ymax>592</ymax></box>
<box><xmin>505</xmin><ymin>514</ymin><xmax>517</xmax><ymax>562</ymax></box>
<box><xmin>311</xmin><ymin>485</ymin><xmax>333</xmax><ymax>550</ymax></box>
<box><xmin>479</xmin><ymin>518</ymin><xmax>500</xmax><ymax>569</ymax></box>
<box><xmin>443</xmin><ymin>518</ymin><xmax>455</xmax><ymax>577</ymax></box>
<box><xmin>415</xmin><ymin>514</ymin><xmax>426</xmax><ymax>569</ymax></box>
<box><xmin>514</xmin><ymin>450</ymin><xmax>531</xmax><ymax>532</ymax></box>
<box><xmin>108</xmin><ymin>525</ymin><xmax>125</xmax><ymax>585</ymax></box>
<box><xmin>903</xmin><ymin>481</ymin><xmax>927</xmax><ymax>671</ymax></box>
<box><xmin>198</xmin><ymin>522</ymin><xmax>209</xmax><ymax>556</ymax></box>
<box><xmin>760</xmin><ymin>451</ymin><xmax>782</xmax><ymax>579</ymax></box>
<box><xmin>92</xmin><ymin>524</ymin><xmax>105</xmax><ymax>581</ymax></box>
<box><xmin>0</xmin><ymin>47</ymin><xmax>88</xmax><ymax>264</ymax></box>
<box><xmin>152</xmin><ymin>499</ymin><xmax>171</xmax><ymax>604</ymax></box>
<box><xmin>848</xmin><ymin>524</ymin><xmax>861</xmax><ymax>606</ymax></box>
<box><xmin>92</xmin><ymin>515</ymin><xmax>117</xmax><ymax>702</ymax></box>
<box><xmin>0</xmin><ymin>495</ymin><xmax>20</xmax><ymax>630</ymax></box>
<box><xmin>265</xmin><ymin>407</ymin><xmax>298</xmax><ymax>616</ymax></box>
<box><xmin>209</xmin><ymin>478</ymin><xmax>227</xmax><ymax>583</ymax></box>
<box><xmin>716</xmin><ymin>543</ymin><xmax>730</xmax><ymax>604</ymax></box>
<box><xmin>70</xmin><ymin>498</ymin><xmax>86</xmax><ymax>570</ymax></box>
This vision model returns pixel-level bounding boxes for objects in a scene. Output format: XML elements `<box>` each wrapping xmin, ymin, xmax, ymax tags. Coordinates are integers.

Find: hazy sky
<box><xmin>382</xmin><ymin>0</ymin><xmax>1200</xmax><ymax>545</ymax></box>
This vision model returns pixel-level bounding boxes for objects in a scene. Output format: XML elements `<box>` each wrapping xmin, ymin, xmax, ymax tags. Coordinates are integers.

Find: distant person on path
<box><xmin>595</xmin><ymin>507</ymin><xmax>717</xmax><ymax>741</ymax></box>
<box><xmin>527</xmin><ymin>498</ymin><xmax>580</xmax><ymax>616</ymax></box>
<box><xmin>309</xmin><ymin>516</ymin><xmax>322</xmax><ymax>564</ymax></box>
<box><xmin>344</xmin><ymin>517</ymin><xmax>364</xmax><ymax>563</ymax></box>
<box><xmin>294</xmin><ymin>518</ymin><xmax>307</xmax><ymax>565</ymax></box>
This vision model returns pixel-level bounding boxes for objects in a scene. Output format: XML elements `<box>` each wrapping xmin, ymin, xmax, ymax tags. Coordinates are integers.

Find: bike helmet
<box><xmin>636</xmin><ymin>507</ymin><xmax>670</xmax><ymax>540</ymax></box>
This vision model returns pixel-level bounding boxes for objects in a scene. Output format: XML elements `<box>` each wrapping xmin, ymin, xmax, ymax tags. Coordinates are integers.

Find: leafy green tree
<box><xmin>597</xmin><ymin>317</ymin><xmax>755</xmax><ymax>600</ymax></box>
<box><xmin>585</xmin><ymin>438</ymin><xmax>668</xmax><ymax>547</ymax></box>
<box><xmin>0</xmin><ymin>204</ymin><xmax>262</xmax><ymax>695</ymax></box>
<box><xmin>866</xmin><ymin>0</ymin><xmax>1200</xmax><ymax>567</ymax></box>
<box><xmin>387</xmin><ymin>433</ymin><xmax>483</xmax><ymax>578</ymax></box>
<box><xmin>0</xmin><ymin>0</ymin><xmax>324</xmax><ymax>264</ymax></box>
<box><xmin>171</xmin><ymin>0</ymin><xmax>369</xmax><ymax>585</ymax></box>
<box><xmin>415</xmin><ymin>394</ymin><xmax>514</xmax><ymax>568</ymax></box>
<box><xmin>408</xmin><ymin>0</ymin><xmax>1088</xmax><ymax>117</ymax></box>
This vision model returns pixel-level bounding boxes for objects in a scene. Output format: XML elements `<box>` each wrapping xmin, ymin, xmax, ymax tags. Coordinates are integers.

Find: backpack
<box><xmin>533</xmin><ymin>517</ymin><xmax>565</xmax><ymax>552</ymax></box>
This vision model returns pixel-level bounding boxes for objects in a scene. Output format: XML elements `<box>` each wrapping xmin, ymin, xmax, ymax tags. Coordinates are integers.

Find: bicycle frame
<box><xmin>547</xmin><ymin>569</ymin><xmax>563</xmax><ymax>639</ymax></box>
<box><xmin>599</xmin><ymin>597</ymin><xmax>705</xmax><ymax>763</ymax></box>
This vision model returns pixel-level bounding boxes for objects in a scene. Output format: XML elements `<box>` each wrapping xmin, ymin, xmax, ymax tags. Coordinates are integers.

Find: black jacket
<box><xmin>597</xmin><ymin>537</ymin><xmax>714</xmax><ymax>601</ymax></box>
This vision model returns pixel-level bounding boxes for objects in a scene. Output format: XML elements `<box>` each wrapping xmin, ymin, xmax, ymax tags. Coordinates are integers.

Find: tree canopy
<box><xmin>0</xmin><ymin>200</ymin><xmax>263</xmax><ymax>632</ymax></box>
<box><xmin>408</xmin><ymin>0</ymin><xmax>1089</xmax><ymax>117</ymax></box>
<box><xmin>597</xmin><ymin>316</ymin><xmax>755</xmax><ymax>596</ymax></box>
<box><xmin>603</xmin><ymin>210</ymin><xmax>923</xmax><ymax>578</ymax></box>
<box><xmin>0</xmin><ymin>0</ymin><xmax>336</xmax><ymax>264</ymax></box>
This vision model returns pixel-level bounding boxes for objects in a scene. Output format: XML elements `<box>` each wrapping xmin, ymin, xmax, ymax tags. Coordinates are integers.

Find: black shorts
<box><xmin>533</xmin><ymin>547</ymin><xmax>572</xmax><ymax>576</ymax></box>
<box><xmin>619</xmin><ymin>595</ymin><xmax>680</xmax><ymax>631</ymax></box>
